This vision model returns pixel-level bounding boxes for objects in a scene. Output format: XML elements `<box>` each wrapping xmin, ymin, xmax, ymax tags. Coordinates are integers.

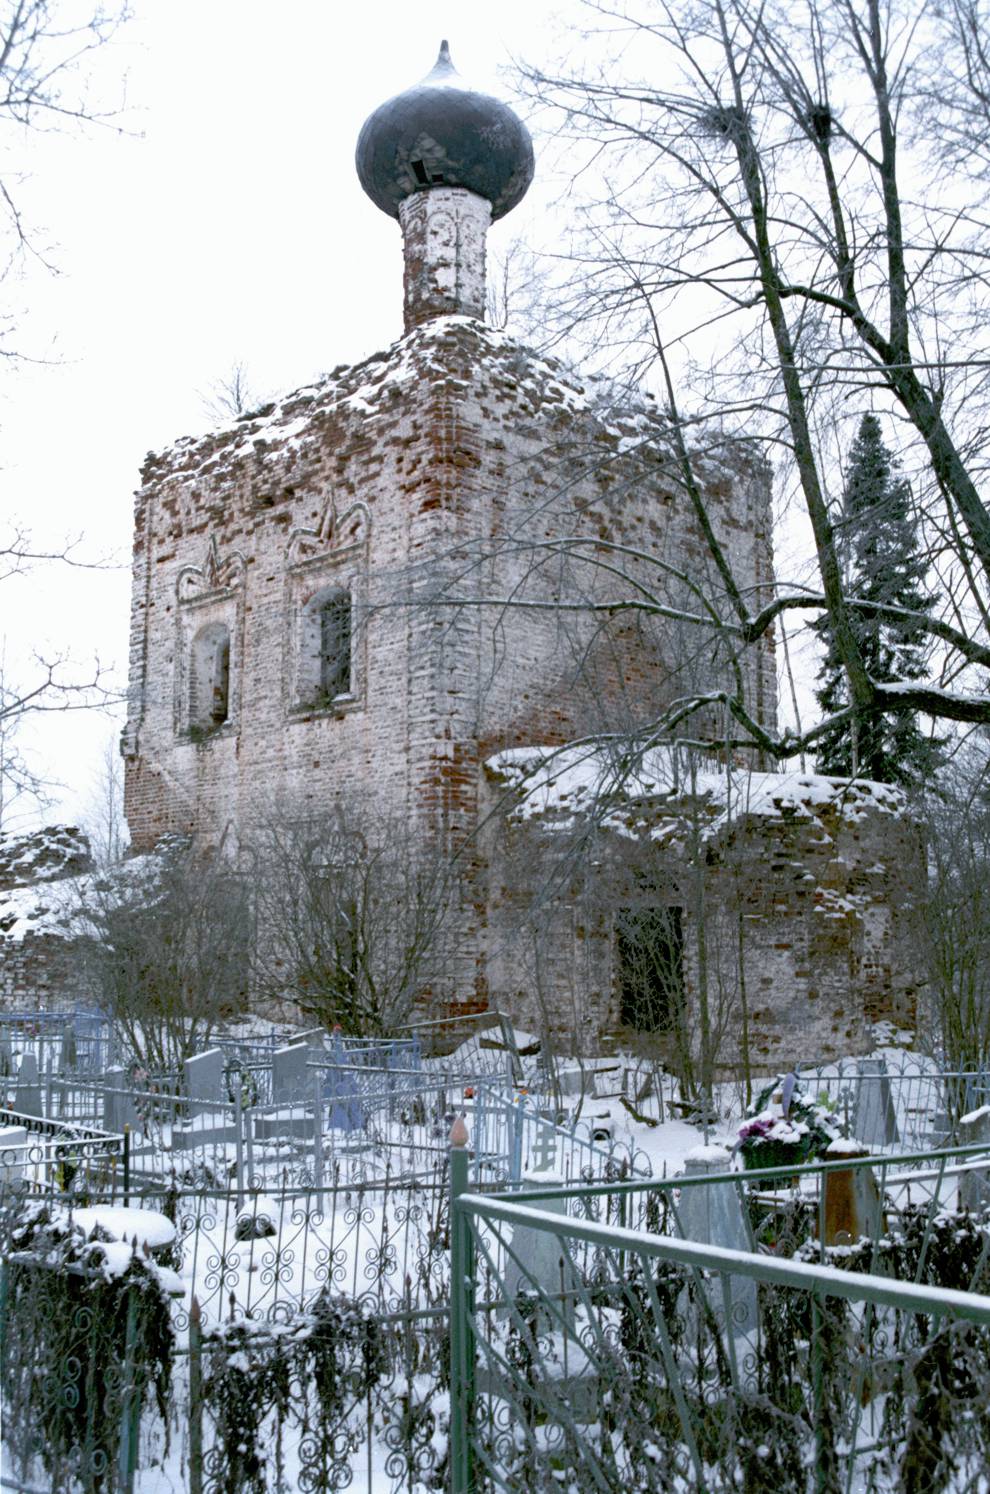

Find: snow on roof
<box><xmin>486</xmin><ymin>743</ymin><xmax>906</xmax><ymax>842</ymax></box>
<box><xmin>144</xmin><ymin>316</ymin><xmax>696</xmax><ymax>486</ymax></box>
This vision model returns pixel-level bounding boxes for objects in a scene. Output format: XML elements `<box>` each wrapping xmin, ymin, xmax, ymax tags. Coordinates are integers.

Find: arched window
<box><xmin>299</xmin><ymin>587</ymin><xmax>352</xmax><ymax>707</ymax></box>
<box><xmin>190</xmin><ymin>622</ymin><xmax>230</xmax><ymax>730</ymax></box>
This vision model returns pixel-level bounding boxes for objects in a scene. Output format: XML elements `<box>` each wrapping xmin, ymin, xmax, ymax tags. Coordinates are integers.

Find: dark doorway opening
<box><xmin>616</xmin><ymin>905</ymin><xmax>684</xmax><ymax>1032</ymax></box>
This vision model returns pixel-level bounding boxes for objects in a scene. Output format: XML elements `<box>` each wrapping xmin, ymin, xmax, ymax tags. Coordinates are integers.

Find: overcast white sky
<box><xmin>2</xmin><ymin>2</ymin><xmax>567</xmax><ymax>835</ymax></box>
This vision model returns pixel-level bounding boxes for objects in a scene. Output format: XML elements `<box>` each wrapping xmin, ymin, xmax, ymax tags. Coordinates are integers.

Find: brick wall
<box><xmin>123</xmin><ymin>314</ymin><xmax>776</xmax><ymax>1017</ymax></box>
<box><xmin>481</xmin><ymin>762</ymin><xmax>922</xmax><ymax>1066</ymax></box>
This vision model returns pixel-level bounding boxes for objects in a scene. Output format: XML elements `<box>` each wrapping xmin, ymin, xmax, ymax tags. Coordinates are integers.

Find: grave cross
<box><xmin>530</xmin><ymin>1124</ymin><xmax>556</xmax><ymax>1173</ymax></box>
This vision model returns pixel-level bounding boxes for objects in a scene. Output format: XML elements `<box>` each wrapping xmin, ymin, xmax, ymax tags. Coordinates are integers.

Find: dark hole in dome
<box><xmin>411</xmin><ymin>159</ymin><xmax>430</xmax><ymax>184</ymax></box>
<box><xmin>431</xmin><ymin>173</ymin><xmax>444</xmax><ymax>182</ymax></box>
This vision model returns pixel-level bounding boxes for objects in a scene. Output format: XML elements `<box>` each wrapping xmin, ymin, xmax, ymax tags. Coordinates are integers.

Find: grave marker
<box><xmin>102</xmin><ymin>1066</ymin><xmax>139</xmax><ymax>1134</ymax></box>
<box><xmin>184</xmin><ymin>1049</ymin><xmax>225</xmax><ymax>1117</ymax></box>
<box><xmin>503</xmin><ymin>1124</ymin><xmax>575</xmax><ymax>1326</ymax></box>
<box><xmin>851</xmin><ymin>1058</ymin><xmax>899</xmax><ymax>1147</ymax></box>
<box><xmin>0</xmin><ymin>1124</ymin><xmax>29</xmax><ymax>1186</ymax></box>
<box><xmin>676</xmin><ymin>1144</ymin><xmax>756</xmax><ymax>1330</ymax></box>
<box><xmin>13</xmin><ymin>1053</ymin><xmax>41</xmax><ymax>1118</ymax></box>
<box><xmin>272</xmin><ymin>1043</ymin><xmax>309</xmax><ymax>1104</ymax></box>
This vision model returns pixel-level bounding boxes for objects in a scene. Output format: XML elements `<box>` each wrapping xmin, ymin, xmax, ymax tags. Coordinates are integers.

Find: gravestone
<box><xmin>958</xmin><ymin>1105</ymin><xmax>990</xmax><ymax>1212</ymax></box>
<box><xmin>253</xmin><ymin>1042</ymin><xmax>317</xmax><ymax>1140</ymax></box>
<box><xmin>62</xmin><ymin>1024</ymin><xmax>78</xmax><ymax>1071</ymax></box>
<box><xmin>13</xmin><ymin>1053</ymin><xmax>42</xmax><ymax>1118</ymax></box>
<box><xmin>821</xmin><ymin>1138</ymin><xmax>884</xmax><ymax>1244</ymax></box>
<box><xmin>503</xmin><ymin>1127</ymin><xmax>575</xmax><ymax>1327</ymax></box>
<box><xmin>529</xmin><ymin>1124</ymin><xmax>556</xmax><ymax>1174</ymax></box>
<box><xmin>184</xmin><ymin>1048</ymin><xmax>225</xmax><ymax>1117</ymax></box>
<box><xmin>556</xmin><ymin>1065</ymin><xmax>595</xmax><ymax>1100</ymax></box>
<box><xmin>0</xmin><ymin>1033</ymin><xmax>13</xmax><ymax>1079</ymax></box>
<box><xmin>851</xmin><ymin>1058</ymin><xmax>899</xmax><ymax>1147</ymax></box>
<box><xmin>676</xmin><ymin>1146</ymin><xmax>750</xmax><ymax>1251</ymax></box>
<box><xmin>676</xmin><ymin>1145</ymin><xmax>756</xmax><ymax>1331</ymax></box>
<box><xmin>175</xmin><ymin>1048</ymin><xmax>237</xmax><ymax>1151</ymax></box>
<box><xmin>272</xmin><ymin>1043</ymin><xmax>309</xmax><ymax>1104</ymax></box>
<box><xmin>102</xmin><ymin>1065</ymin><xmax>139</xmax><ymax>1134</ymax></box>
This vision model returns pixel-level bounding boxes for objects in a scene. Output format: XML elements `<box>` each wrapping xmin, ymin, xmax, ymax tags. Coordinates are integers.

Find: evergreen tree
<box><xmin>814</xmin><ymin>414</ymin><xmax>939</xmax><ymax>786</ymax></box>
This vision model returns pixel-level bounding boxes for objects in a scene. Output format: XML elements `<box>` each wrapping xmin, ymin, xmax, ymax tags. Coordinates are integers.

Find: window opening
<box><xmin>210</xmin><ymin>634</ymin><xmax>230</xmax><ymax>724</ymax></box>
<box><xmin>616</xmin><ymin>905</ymin><xmax>684</xmax><ymax>1032</ymax></box>
<box><xmin>319</xmin><ymin>593</ymin><xmax>351</xmax><ymax>700</ymax></box>
<box><xmin>190</xmin><ymin>622</ymin><xmax>231</xmax><ymax>733</ymax></box>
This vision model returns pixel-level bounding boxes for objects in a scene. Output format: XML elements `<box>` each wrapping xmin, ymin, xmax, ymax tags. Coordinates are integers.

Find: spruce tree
<box><xmin>814</xmin><ymin>414</ymin><xmax>938</xmax><ymax>786</ymax></box>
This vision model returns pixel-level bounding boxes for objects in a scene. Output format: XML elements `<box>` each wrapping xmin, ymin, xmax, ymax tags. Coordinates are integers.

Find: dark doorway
<box><xmin>616</xmin><ymin>905</ymin><xmax>684</xmax><ymax>1032</ymax></box>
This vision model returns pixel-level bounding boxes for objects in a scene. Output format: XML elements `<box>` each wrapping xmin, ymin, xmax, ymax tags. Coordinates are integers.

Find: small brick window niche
<box><xmin>190</xmin><ymin>622</ymin><xmax>231</xmax><ymax>734</ymax></box>
<box><xmin>298</xmin><ymin>588</ymin><xmax>353</xmax><ymax>710</ymax></box>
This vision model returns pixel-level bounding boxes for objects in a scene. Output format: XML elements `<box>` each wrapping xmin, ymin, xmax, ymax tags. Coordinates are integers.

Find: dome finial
<box><xmin>424</xmin><ymin>39</ymin><xmax>456</xmax><ymax>84</ymax></box>
<box><xmin>355</xmin><ymin>42</ymin><xmax>534</xmax><ymax>222</ymax></box>
<box><xmin>355</xmin><ymin>38</ymin><xmax>535</xmax><ymax>332</ymax></box>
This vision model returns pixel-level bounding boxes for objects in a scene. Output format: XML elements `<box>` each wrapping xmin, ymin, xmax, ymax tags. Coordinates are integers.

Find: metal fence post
<box><xmin>0</xmin><ymin>1257</ymin><xmax>9</xmax><ymax>1370</ymax></box>
<box><xmin>188</xmin><ymin>1296</ymin><xmax>204</xmax><ymax>1494</ymax></box>
<box><xmin>245</xmin><ymin>1090</ymin><xmax>255</xmax><ymax>1185</ymax></box>
<box><xmin>312</xmin><ymin>1067</ymin><xmax>324</xmax><ymax>1197</ymax></box>
<box><xmin>234</xmin><ymin>1085</ymin><xmax>245</xmax><ymax>1205</ymax></box>
<box><xmin>811</xmin><ymin>1292</ymin><xmax>828</xmax><ymax>1494</ymax></box>
<box><xmin>449</xmin><ymin>1119</ymin><xmax>474</xmax><ymax>1494</ymax></box>
<box><xmin>118</xmin><ymin>1283</ymin><xmax>141</xmax><ymax>1493</ymax></box>
<box><xmin>511</xmin><ymin>1094</ymin><xmax>525</xmax><ymax>1184</ymax></box>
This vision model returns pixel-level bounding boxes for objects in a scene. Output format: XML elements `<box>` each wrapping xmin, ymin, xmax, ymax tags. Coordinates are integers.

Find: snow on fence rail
<box><xmin>6</xmin><ymin>1133</ymin><xmax>990</xmax><ymax>1491</ymax></box>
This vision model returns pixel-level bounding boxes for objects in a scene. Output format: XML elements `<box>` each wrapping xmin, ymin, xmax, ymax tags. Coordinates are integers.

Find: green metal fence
<box><xmin>449</xmin><ymin>1143</ymin><xmax>990</xmax><ymax>1493</ymax></box>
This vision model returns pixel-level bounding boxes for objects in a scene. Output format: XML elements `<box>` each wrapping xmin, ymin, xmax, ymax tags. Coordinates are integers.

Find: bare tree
<box><xmin>507</xmin><ymin>0</ymin><xmax>990</xmax><ymax>760</ymax></box>
<box><xmin>79</xmin><ymin>840</ymin><xmax>251</xmax><ymax>1072</ymax></box>
<box><xmin>0</xmin><ymin>3</ymin><xmax>129</xmax><ymax>772</ymax></box>
<box><xmin>485</xmin><ymin>237</ymin><xmax>554</xmax><ymax>339</ymax></box>
<box><xmin>81</xmin><ymin>727</ymin><xmax>127</xmax><ymax>865</ymax></box>
<box><xmin>0</xmin><ymin>639</ymin><xmax>59</xmax><ymax>829</ymax></box>
<box><xmin>0</xmin><ymin>0</ymin><xmax>131</xmax><ymax>347</ymax></box>
<box><xmin>250</xmin><ymin>802</ymin><xmax>453</xmax><ymax>1037</ymax></box>
<box><xmin>0</xmin><ymin>529</ymin><xmax>117</xmax><ymax>728</ymax></box>
<box><xmin>198</xmin><ymin>361</ymin><xmax>270</xmax><ymax>425</ymax></box>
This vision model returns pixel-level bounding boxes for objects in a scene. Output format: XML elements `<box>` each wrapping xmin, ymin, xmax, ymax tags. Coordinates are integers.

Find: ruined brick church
<box><xmin>114</xmin><ymin>43</ymin><xmax>920</xmax><ymax>1068</ymax></box>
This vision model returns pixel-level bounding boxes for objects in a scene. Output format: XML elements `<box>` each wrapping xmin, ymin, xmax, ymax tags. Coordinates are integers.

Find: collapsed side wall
<box><xmin>0</xmin><ymin>934</ymin><xmax>91</xmax><ymax>1014</ymax></box>
<box><xmin>480</xmin><ymin>774</ymin><xmax>922</xmax><ymax>1066</ymax></box>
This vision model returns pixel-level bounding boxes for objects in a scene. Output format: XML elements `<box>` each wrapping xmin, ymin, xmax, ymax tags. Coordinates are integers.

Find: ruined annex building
<box><xmin>119</xmin><ymin>43</ymin><xmax>920</xmax><ymax>1066</ymax></box>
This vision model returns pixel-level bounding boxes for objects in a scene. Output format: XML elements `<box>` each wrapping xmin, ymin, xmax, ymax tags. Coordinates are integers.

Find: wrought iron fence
<box><xmin>0</xmin><ymin>1110</ymin><xmax>123</xmax><ymax>1195</ymax></box>
<box><xmin>792</xmin><ymin>1052</ymin><xmax>990</xmax><ymax>1152</ymax></box>
<box><xmin>448</xmin><ymin>1143</ymin><xmax>990</xmax><ymax>1493</ymax></box>
<box><xmin>0</xmin><ymin>1010</ymin><xmax>113</xmax><ymax>1081</ymax></box>
<box><xmin>7</xmin><ymin>1131</ymin><xmax>990</xmax><ymax>1491</ymax></box>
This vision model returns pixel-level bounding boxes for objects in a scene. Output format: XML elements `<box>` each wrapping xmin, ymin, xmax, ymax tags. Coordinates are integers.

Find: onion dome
<box><xmin>356</xmin><ymin>41</ymin><xmax>534</xmax><ymax>222</ymax></box>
